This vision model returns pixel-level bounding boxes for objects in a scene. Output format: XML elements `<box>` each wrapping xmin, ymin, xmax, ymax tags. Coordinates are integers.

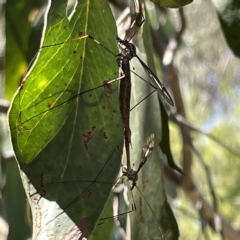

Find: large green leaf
<box><xmin>8</xmin><ymin>0</ymin><xmax>123</xmax><ymax>238</ymax></box>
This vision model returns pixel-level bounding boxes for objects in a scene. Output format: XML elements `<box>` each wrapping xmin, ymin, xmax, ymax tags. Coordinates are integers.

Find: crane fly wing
<box><xmin>136</xmin><ymin>55</ymin><xmax>174</xmax><ymax>106</ymax></box>
<box><xmin>136</xmin><ymin>134</ymin><xmax>155</xmax><ymax>174</ymax></box>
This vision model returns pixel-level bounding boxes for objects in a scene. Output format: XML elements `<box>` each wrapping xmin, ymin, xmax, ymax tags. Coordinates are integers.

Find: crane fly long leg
<box><xmin>122</xmin><ymin>134</ymin><xmax>155</xmax><ymax>190</ymax></box>
<box><xmin>98</xmin><ymin>134</ymin><xmax>155</xmax><ymax>225</ymax></box>
<box><xmin>136</xmin><ymin>133</ymin><xmax>155</xmax><ymax>174</ymax></box>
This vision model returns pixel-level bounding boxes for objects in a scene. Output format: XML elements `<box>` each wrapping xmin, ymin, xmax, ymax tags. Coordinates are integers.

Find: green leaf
<box><xmin>143</xmin><ymin>1</ymin><xmax>182</xmax><ymax>175</ymax></box>
<box><xmin>8</xmin><ymin>0</ymin><xmax>123</xmax><ymax>238</ymax></box>
<box><xmin>2</xmin><ymin>159</ymin><xmax>32</xmax><ymax>240</ymax></box>
<box><xmin>88</xmin><ymin>193</ymin><xmax>116</xmax><ymax>240</ymax></box>
<box><xmin>212</xmin><ymin>0</ymin><xmax>240</xmax><ymax>58</ymax></box>
<box><xmin>150</xmin><ymin>0</ymin><xmax>193</xmax><ymax>8</ymax></box>
<box><xmin>127</xmin><ymin>55</ymin><xmax>179</xmax><ymax>239</ymax></box>
<box><xmin>126</xmin><ymin>6</ymin><xmax>179</xmax><ymax>238</ymax></box>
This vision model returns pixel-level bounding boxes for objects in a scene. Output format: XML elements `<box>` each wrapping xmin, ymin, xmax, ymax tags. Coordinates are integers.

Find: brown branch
<box><xmin>170</xmin><ymin>112</ymin><xmax>240</xmax><ymax>158</ymax></box>
<box><xmin>168</xmin><ymin>65</ymin><xmax>194</xmax><ymax>187</ymax></box>
<box><xmin>161</xmin><ymin>8</ymin><xmax>193</xmax><ymax>187</ymax></box>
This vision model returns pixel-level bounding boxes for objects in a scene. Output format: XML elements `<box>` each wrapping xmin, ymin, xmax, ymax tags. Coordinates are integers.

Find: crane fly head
<box><xmin>116</xmin><ymin>37</ymin><xmax>136</xmax><ymax>60</ymax></box>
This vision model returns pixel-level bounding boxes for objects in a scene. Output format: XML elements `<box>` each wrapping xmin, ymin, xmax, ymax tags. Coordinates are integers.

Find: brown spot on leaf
<box><xmin>82</xmin><ymin>126</ymin><xmax>96</xmax><ymax>151</ymax></box>
<box><xmin>103</xmin><ymin>80</ymin><xmax>113</xmax><ymax>94</ymax></box>
<box><xmin>46</xmin><ymin>102</ymin><xmax>52</xmax><ymax>109</ymax></box>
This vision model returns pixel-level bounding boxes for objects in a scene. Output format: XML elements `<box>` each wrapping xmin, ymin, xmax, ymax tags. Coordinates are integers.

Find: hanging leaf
<box><xmin>8</xmin><ymin>0</ymin><xmax>123</xmax><ymax>238</ymax></box>
<box><xmin>128</xmin><ymin>56</ymin><xmax>179</xmax><ymax>239</ymax></box>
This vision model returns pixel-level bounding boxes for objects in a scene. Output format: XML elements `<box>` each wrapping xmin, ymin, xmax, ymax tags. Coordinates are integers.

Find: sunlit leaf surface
<box><xmin>8</xmin><ymin>0</ymin><xmax>123</xmax><ymax>238</ymax></box>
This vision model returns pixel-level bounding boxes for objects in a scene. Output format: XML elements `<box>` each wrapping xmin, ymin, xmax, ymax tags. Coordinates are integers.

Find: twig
<box><xmin>161</xmin><ymin>8</ymin><xmax>193</xmax><ymax>186</ymax></box>
<box><xmin>191</xmin><ymin>145</ymin><xmax>223</xmax><ymax>235</ymax></box>
<box><xmin>170</xmin><ymin>112</ymin><xmax>240</xmax><ymax>158</ymax></box>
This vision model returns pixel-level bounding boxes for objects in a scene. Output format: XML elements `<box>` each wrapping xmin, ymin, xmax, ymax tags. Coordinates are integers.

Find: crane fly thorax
<box><xmin>117</xmin><ymin>37</ymin><xmax>136</xmax><ymax>61</ymax></box>
<box><xmin>123</xmin><ymin>165</ymin><xmax>138</xmax><ymax>182</ymax></box>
